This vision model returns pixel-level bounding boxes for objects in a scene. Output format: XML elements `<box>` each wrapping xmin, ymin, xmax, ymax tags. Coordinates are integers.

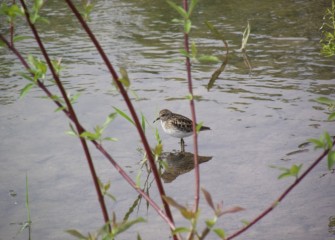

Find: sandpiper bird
<box><xmin>153</xmin><ymin>109</ymin><xmax>210</xmax><ymax>151</ymax></box>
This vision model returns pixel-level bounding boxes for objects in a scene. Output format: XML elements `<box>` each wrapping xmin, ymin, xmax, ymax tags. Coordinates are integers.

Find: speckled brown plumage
<box><xmin>153</xmin><ymin>109</ymin><xmax>210</xmax><ymax>151</ymax></box>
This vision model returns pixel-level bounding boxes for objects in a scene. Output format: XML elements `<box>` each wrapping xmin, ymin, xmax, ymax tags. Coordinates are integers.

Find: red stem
<box><xmin>9</xmin><ymin>0</ymin><xmax>15</xmax><ymax>47</ymax></box>
<box><xmin>63</xmin><ymin>0</ymin><xmax>177</xmax><ymax>237</ymax></box>
<box><xmin>226</xmin><ymin>141</ymin><xmax>335</xmax><ymax>240</ymax></box>
<box><xmin>18</xmin><ymin>0</ymin><xmax>111</xmax><ymax>229</ymax></box>
<box><xmin>182</xmin><ymin>0</ymin><xmax>200</xmax><ymax>213</ymax></box>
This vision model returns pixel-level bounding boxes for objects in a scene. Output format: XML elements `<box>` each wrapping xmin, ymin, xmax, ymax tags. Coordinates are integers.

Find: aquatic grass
<box><xmin>12</xmin><ymin>174</ymin><xmax>32</xmax><ymax>239</ymax></box>
<box><xmin>23</xmin><ymin>174</ymin><xmax>32</xmax><ymax>240</ymax></box>
<box><xmin>205</xmin><ymin>21</ymin><xmax>229</xmax><ymax>90</ymax></box>
<box><xmin>239</xmin><ymin>21</ymin><xmax>252</xmax><ymax>73</ymax></box>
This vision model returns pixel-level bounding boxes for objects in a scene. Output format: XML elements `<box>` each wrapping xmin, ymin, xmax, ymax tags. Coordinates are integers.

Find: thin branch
<box><xmin>226</xmin><ymin>140</ymin><xmax>335</xmax><ymax>240</ymax></box>
<box><xmin>62</xmin><ymin>2</ymin><xmax>177</xmax><ymax>237</ymax></box>
<box><xmin>19</xmin><ymin>0</ymin><xmax>111</xmax><ymax>229</ymax></box>
<box><xmin>182</xmin><ymin>0</ymin><xmax>200</xmax><ymax>213</ymax></box>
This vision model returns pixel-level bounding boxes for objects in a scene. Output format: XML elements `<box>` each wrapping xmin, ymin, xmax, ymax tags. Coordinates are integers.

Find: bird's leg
<box><xmin>180</xmin><ymin>138</ymin><xmax>185</xmax><ymax>152</ymax></box>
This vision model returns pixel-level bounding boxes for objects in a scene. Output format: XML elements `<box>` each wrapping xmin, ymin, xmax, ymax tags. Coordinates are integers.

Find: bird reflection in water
<box><xmin>159</xmin><ymin>151</ymin><xmax>212</xmax><ymax>183</ymax></box>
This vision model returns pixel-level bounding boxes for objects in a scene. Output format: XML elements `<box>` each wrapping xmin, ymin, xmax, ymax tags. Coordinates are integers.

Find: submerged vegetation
<box><xmin>1</xmin><ymin>0</ymin><xmax>334</xmax><ymax>239</ymax></box>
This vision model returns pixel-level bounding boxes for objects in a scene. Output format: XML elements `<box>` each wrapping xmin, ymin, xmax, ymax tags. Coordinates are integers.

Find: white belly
<box><xmin>161</xmin><ymin>121</ymin><xmax>193</xmax><ymax>138</ymax></box>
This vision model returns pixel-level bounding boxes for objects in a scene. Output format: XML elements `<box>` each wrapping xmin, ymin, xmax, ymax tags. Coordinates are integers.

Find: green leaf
<box><xmin>201</xmin><ymin>187</ymin><xmax>215</xmax><ymax>210</ymax></box>
<box><xmin>113</xmin><ymin>217</ymin><xmax>145</xmax><ymax>236</ymax></box>
<box><xmin>80</xmin><ymin>131</ymin><xmax>99</xmax><ymax>141</ymax></box>
<box><xmin>155</xmin><ymin>128</ymin><xmax>162</xmax><ymax>144</ymax></box>
<box><xmin>163</xmin><ymin>195</ymin><xmax>196</xmax><ymax>220</ymax></box>
<box><xmin>163</xmin><ymin>196</ymin><xmax>186</xmax><ymax>211</ymax></box>
<box><xmin>136</xmin><ymin>171</ymin><xmax>141</xmax><ymax>187</ymax></box>
<box><xmin>197</xmin><ymin>55</ymin><xmax>220</xmax><ymax>63</ymax></box>
<box><xmin>219</xmin><ymin>206</ymin><xmax>245</xmax><ymax>217</ymax></box>
<box><xmin>205</xmin><ymin>21</ymin><xmax>225</xmax><ymax>40</ymax></box>
<box><xmin>66</xmin><ymin>124</ymin><xmax>78</xmax><ymax>137</ymax></box>
<box><xmin>205</xmin><ymin>217</ymin><xmax>217</xmax><ymax>229</ymax></box>
<box><xmin>65</xmin><ymin>229</ymin><xmax>87</xmax><ymax>239</ymax></box>
<box><xmin>188</xmin><ymin>0</ymin><xmax>198</xmax><ymax>17</ymax></box>
<box><xmin>113</xmin><ymin>107</ymin><xmax>134</xmax><ymax>126</ymax></box>
<box><xmin>123</xmin><ymin>195</ymin><xmax>141</xmax><ymax>223</ymax></box>
<box><xmin>307</xmin><ymin>138</ymin><xmax>325</xmax><ymax>149</ymax></box>
<box><xmin>172</xmin><ymin>227</ymin><xmax>190</xmax><ymax>234</ymax></box>
<box><xmin>324</xmin><ymin>132</ymin><xmax>333</xmax><ymax>149</ymax></box>
<box><xmin>328</xmin><ymin>112</ymin><xmax>335</xmax><ymax>121</ymax></box>
<box><xmin>19</xmin><ymin>83</ymin><xmax>34</xmax><ymax>98</ymax></box>
<box><xmin>185</xmin><ymin>94</ymin><xmax>193</xmax><ymax>100</ymax></box>
<box><xmin>81</xmin><ymin>1</ymin><xmax>95</xmax><ymax>21</ymax></box>
<box><xmin>213</xmin><ymin>228</ymin><xmax>225</xmax><ymax>239</ymax></box>
<box><xmin>290</xmin><ymin>164</ymin><xmax>302</xmax><ymax>177</ymax></box>
<box><xmin>184</xmin><ymin>19</ymin><xmax>192</xmax><ymax>33</ymax></box>
<box><xmin>103</xmin><ymin>112</ymin><xmax>118</xmax><ymax>129</ymax></box>
<box><xmin>141</xmin><ymin>113</ymin><xmax>146</xmax><ymax>133</ymax></box>
<box><xmin>167</xmin><ymin>0</ymin><xmax>188</xmax><ymax>19</ymax></box>
<box><xmin>65</xmin><ymin>130</ymin><xmax>77</xmax><ymax>137</ymax></box>
<box><xmin>27</xmin><ymin>55</ymin><xmax>47</xmax><ymax>80</ymax></box>
<box><xmin>34</xmin><ymin>0</ymin><xmax>44</xmax><ymax>10</ymax></box>
<box><xmin>315</xmin><ymin>97</ymin><xmax>335</xmax><ymax>106</ymax></box>
<box><xmin>119</xmin><ymin>67</ymin><xmax>130</xmax><ymax>88</ymax></box>
<box><xmin>180</xmin><ymin>208</ymin><xmax>197</xmax><ymax>220</ymax></box>
<box><xmin>241</xmin><ymin>219</ymin><xmax>250</xmax><ymax>225</ymax></box>
<box><xmin>278</xmin><ymin>171</ymin><xmax>291</xmax><ymax>179</ymax></box>
<box><xmin>154</xmin><ymin>144</ymin><xmax>163</xmax><ymax>156</ymax></box>
<box><xmin>51</xmin><ymin>58</ymin><xmax>62</xmax><ymax>75</ymax></box>
<box><xmin>328</xmin><ymin>151</ymin><xmax>335</xmax><ymax>170</ymax></box>
<box><xmin>179</xmin><ymin>49</ymin><xmax>190</xmax><ymax>58</ymax></box>
<box><xmin>196</xmin><ymin>122</ymin><xmax>204</xmax><ymax>133</ymax></box>
<box><xmin>13</xmin><ymin>35</ymin><xmax>31</xmax><ymax>43</ymax></box>
<box><xmin>103</xmin><ymin>137</ymin><xmax>118</xmax><ymax>142</ymax></box>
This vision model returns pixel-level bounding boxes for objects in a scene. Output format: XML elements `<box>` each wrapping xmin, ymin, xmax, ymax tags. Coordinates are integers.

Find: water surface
<box><xmin>0</xmin><ymin>0</ymin><xmax>334</xmax><ymax>239</ymax></box>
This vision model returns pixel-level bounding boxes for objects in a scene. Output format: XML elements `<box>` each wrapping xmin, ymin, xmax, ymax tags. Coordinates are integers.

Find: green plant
<box><xmin>66</xmin><ymin>215</ymin><xmax>145</xmax><ymax>240</ymax></box>
<box><xmin>308</xmin><ymin>132</ymin><xmax>335</xmax><ymax>170</ymax></box>
<box><xmin>315</xmin><ymin>97</ymin><xmax>335</xmax><ymax>121</ymax></box>
<box><xmin>320</xmin><ymin>0</ymin><xmax>335</xmax><ymax>57</ymax></box>
<box><xmin>14</xmin><ymin>174</ymin><xmax>32</xmax><ymax>239</ymax></box>
<box><xmin>1</xmin><ymin>1</ymin><xmax>335</xmax><ymax>240</ymax></box>
<box><xmin>270</xmin><ymin>164</ymin><xmax>303</xmax><ymax>180</ymax></box>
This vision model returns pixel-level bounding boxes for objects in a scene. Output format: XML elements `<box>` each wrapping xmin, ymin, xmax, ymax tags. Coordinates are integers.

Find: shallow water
<box><xmin>1</xmin><ymin>0</ymin><xmax>334</xmax><ymax>239</ymax></box>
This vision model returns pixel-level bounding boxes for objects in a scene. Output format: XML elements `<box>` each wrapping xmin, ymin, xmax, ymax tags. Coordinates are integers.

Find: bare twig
<box><xmin>182</xmin><ymin>0</ymin><xmax>200</xmax><ymax>214</ymax></box>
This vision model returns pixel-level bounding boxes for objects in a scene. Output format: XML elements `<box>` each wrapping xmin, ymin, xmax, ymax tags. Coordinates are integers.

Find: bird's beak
<box><xmin>153</xmin><ymin>117</ymin><xmax>160</xmax><ymax>123</ymax></box>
